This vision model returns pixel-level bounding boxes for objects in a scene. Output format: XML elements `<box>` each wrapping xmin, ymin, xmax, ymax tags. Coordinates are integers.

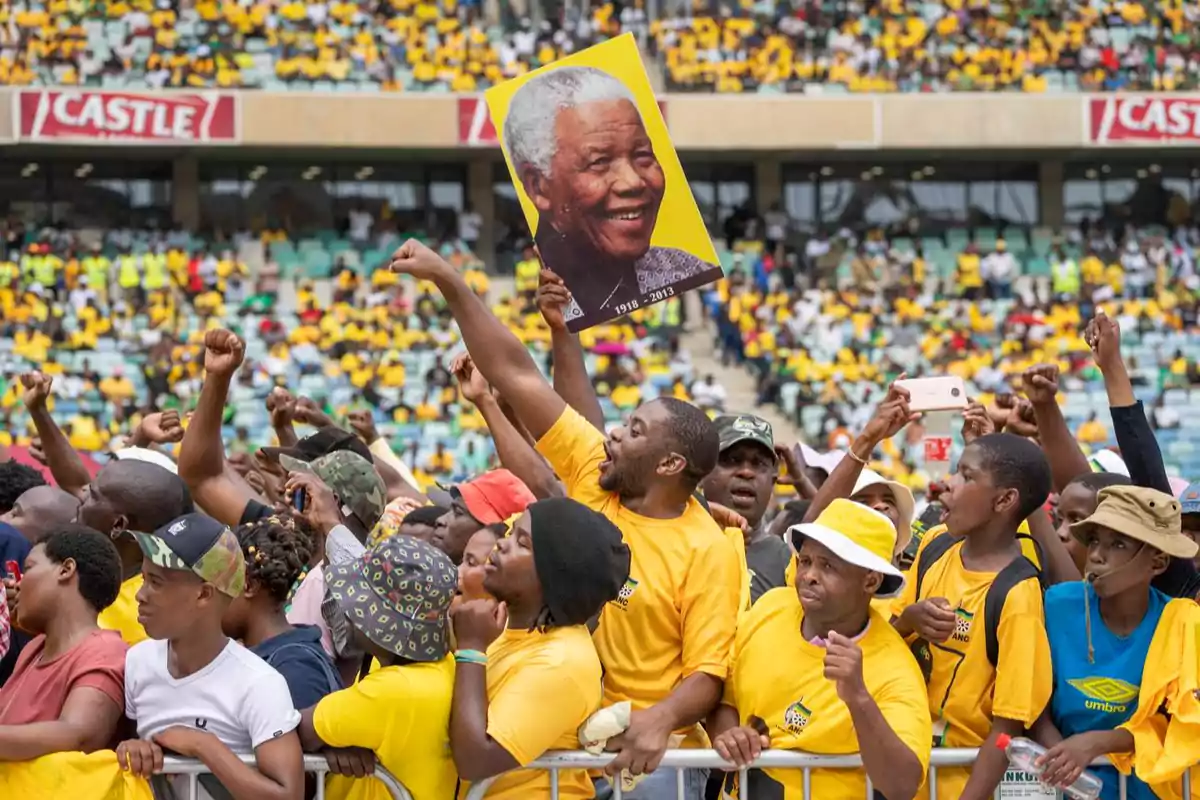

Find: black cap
<box><xmin>259</xmin><ymin>425</ymin><xmax>372</xmax><ymax>464</ymax></box>
<box><xmin>528</xmin><ymin>497</ymin><xmax>631</xmax><ymax>626</ymax></box>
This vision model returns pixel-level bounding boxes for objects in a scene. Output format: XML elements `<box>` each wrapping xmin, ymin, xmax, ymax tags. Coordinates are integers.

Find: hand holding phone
<box><xmin>893</xmin><ymin>377</ymin><xmax>968</xmax><ymax>413</ymax></box>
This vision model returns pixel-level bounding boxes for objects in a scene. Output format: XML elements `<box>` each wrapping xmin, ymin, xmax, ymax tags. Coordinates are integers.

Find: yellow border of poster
<box><xmin>485</xmin><ymin>32</ymin><xmax>719</xmax><ymax>292</ymax></box>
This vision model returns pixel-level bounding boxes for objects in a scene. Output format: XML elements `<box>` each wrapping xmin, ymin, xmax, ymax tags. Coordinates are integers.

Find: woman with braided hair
<box><xmin>223</xmin><ymin>515</ymin><xmax>341</xmax><ymax>709</ymax></box>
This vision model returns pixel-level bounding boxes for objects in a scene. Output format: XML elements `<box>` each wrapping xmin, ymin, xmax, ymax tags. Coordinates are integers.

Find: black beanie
<box><xmin>529</xmin><ymin>497</ymin><xmax>631</xmax><ymax>627</ymax></box>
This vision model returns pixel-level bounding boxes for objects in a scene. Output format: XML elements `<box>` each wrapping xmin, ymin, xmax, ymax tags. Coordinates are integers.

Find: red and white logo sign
<box><xmin>17</xmin><ymin>90</ymin><xmax>239</xmax><ymax>144</ymax></box>
<box><xmin>458</xmin><ymin>95</ymin><xmax>668</xmax><ymax>147</ymax></box>
<box><xmin>1088</xmin><ymin>96</ymin><xmax>1200</xmax><ymax>145</ymax></box>
<box><xmin>923</xmin><ymin>436</ymin><xmax>952</xmax><ymax>464</ymax></box>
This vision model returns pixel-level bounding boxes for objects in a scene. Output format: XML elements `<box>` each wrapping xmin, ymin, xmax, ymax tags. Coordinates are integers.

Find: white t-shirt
<box><xmin>125</xmin><ymin>638</ymin><xmax>300</xmax><ymax>751</ymax></box>
<box><xmin>458</xmin><ymin>210</ymin><xmax>482</xmax><ymax>242</ymax></box>
<box><xmin>348</xmin><ymin>210</ymin><xmax>373</xmax><ymax>241</ymax></box>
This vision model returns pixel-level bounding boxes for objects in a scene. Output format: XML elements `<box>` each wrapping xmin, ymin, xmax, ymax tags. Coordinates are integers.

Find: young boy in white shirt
<box><xmin>118</xmin><ymin>514</ymin><xmax>304</xmax><ymax>800</ymax></box>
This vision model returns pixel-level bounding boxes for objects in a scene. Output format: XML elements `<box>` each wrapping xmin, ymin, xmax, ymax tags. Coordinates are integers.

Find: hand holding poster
<box><xmin>486</xmin><ymin>33</ymin><xmax>722</xmax><ymax>331</ymax></box>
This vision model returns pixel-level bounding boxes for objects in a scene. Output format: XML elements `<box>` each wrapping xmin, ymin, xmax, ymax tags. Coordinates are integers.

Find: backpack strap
<box><xmin>983</xmin><ymin>556</ymin><xmax>1043</xmax><ymax>668</ymax></box>
<box><xmin>914</xmin><ymin>532</ymin><xmax>961</xmax><ymax>600</ymax></box>
<box><xmin>1015</xmin><ymin>532</ymin><xmax>1045</xmax><ymax>571</ymax></box>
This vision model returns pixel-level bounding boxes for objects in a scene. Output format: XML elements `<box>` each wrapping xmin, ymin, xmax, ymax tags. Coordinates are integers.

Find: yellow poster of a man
<box><xmin>486</xmin><ymin>33</ymin><xmax>722</xmax><ymax>331</ymax></box>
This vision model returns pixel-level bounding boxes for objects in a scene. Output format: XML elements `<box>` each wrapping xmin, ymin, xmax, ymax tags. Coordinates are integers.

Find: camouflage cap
<box><xmin>281</xmin><ymin>450</ymin><xmax>386</xmax><ymax>529</ymax></box>
<box><xmin>133</xmin><ymin>513</ymin><xmax>246</xmax><ymax>597</ymax></box>
<box><xmin>713</xmin><ymin>413</ymin><xmax>776</xmax><ymax>455</ymax></box>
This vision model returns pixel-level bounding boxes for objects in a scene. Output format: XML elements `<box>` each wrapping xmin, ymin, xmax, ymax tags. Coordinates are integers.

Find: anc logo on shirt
<box><xmin>951</xmin><ymin>607</ymin><xmax>974</xmax><ymax>643</ymax></box>
<box><xmin>1068</xmin><ymin>677</ymin><xmax>1140</xmax><ymax>713</ymax></box>
<box><xmin>613</xmin><ymin>577</ymin><xmax>639</xmax><ymax>610</ymax></box>
<box><xmin>781</xmin><ymin>699</ymin><xmax>813</xmax><ymax>735</ymax></box>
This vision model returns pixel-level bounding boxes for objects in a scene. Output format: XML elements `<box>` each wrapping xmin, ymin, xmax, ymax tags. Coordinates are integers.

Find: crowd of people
<box><xmin>711</xmin><ymin>218</ymin><xmax>1200</xmax><ymax>490</ymax></box>
<box><xmin>0</xmin><ymin>221</ymin><xmax>690</xmax><ymax>490</ymax></box>
<box><xmin>4</xmin><ymin>0</ymin><xmax>1200</xmax><ymax>92</ymax></box>
<box><xmin>0</xmin><ymin>234</ymin><xmax>1196</xmax><ymax>800</ymax></box>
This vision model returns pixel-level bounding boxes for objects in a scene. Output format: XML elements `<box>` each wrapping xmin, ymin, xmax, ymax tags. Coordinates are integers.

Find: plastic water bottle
<box><xmin>995</xmin><ymin>734</ymin><xmax>1103</xmax><ymax>800</ymax></box>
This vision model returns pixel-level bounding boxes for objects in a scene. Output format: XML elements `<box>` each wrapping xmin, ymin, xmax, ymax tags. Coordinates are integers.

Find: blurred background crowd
<box><xmin>3</xmin><ymin>0</ymin><xmax>1200</xmax><ymax>499</ymax></box>
<box><xmin>3</xmin><ymin>0</ymin><xmax>1200</xmax><ymax>93</ymax></box>
<box><xmin>5</xmin><ymin>207</ymin><xmax>1200</xmax><ymax>496</ymax></box>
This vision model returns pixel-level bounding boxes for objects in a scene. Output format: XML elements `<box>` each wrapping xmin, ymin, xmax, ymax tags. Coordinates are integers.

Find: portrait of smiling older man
<box><xmin>502</xmin><ymin>64</ymin><xmax>720</xmax><ymax>328</ymax></box>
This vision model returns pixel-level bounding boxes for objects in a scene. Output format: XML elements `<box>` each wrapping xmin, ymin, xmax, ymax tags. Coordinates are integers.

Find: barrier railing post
<box><xmin>451</xmin><ymin>748</ymin><xmax>1200</xmax><ymax>799</ymax></box>
<box><xmin>160</xmin><ymin>754</ymin><xmax>413</xmax><ymax>800</ymax></box>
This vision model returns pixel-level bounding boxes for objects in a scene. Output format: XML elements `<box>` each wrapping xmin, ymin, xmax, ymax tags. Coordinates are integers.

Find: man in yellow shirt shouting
<box><xmin>711</xmin><ymin>499</ymin><xmax>931</xmax><ymax>800</ymax></box>
<box><xmin>449</xmin><ymin>497</ymin><xmax>631</xmax><ymax>799</ymax></box>
<box><xmin>390</xmin><ymin>239</ymin><xmax>742</xmax><ymax>800</ymax></box>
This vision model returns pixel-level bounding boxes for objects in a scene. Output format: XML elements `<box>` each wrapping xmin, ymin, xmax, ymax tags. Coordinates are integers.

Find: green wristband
<box><xmin>455</xmin><ymin>649</ymin><xmax>488</xmax><ymax>665</ymax></box>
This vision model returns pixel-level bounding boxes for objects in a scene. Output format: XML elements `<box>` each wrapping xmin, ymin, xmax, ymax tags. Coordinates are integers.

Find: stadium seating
<box><xmin>3</xmin><ymin>0</ymin><xmax>1197</xmax><ymax>92</ymax></box>
<box><xmin>0</xmin><ymin>225</ymin><xmax>690</xmax><ymax>489</ymax></box>
<box><xmin>709</xmin><ymin>222</ymin><xmax>1200</xmax><ymax>486</ymax></box>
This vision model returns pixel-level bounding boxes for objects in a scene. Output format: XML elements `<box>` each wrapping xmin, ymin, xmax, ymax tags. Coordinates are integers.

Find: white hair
<box><xmin>503</xmin><ymin>66</ymin><xmax>640</xmax><ymax>178</ymax></box>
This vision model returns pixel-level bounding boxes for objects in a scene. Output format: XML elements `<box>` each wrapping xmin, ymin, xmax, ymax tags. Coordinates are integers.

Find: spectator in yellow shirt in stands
<box><xmin>1076</xmin><ymin>411</ymin><xmax>1109</xmax><ymax>446</ymax></box>
<box><xmin>956</xmin><ymin>244</ymin><xmax>984</xmax><ymax>300</ymax></box>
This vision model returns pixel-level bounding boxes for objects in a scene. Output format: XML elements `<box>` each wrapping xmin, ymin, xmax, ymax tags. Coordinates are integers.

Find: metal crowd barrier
<box><xmin>161</xmin><ymin>754</ymin><xmax>413</xmax><ymax>800</ymax></box>
<box><xmin>462</xmin><ymin>748</ymin><xmax>1195</xmax><ymax>800</ymax></box>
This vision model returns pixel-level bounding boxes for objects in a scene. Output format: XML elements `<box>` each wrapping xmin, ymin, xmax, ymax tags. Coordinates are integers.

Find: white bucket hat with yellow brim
<box><xmin>1070</xmin><ymin>485</ymin><xmax>1199</xmax><ymax>560</ymax></box>
<box><xmin>789</xmin><ymin>498</ymin><xmax>906</xmax><ymax>598</ymax></box>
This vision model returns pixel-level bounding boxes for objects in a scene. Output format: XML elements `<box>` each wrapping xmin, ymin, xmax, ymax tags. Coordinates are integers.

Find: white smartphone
<box><xmin>894</xmin><ymin>376</ymin><xmax>969</xmax><ymax>413</ymax></box>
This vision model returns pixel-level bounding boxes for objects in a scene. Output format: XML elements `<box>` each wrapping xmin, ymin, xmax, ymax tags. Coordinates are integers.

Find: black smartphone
<box><xmin>292</xmin><ymin>488</ymin><xmax>307</xmax><ymax>513</ymax></box>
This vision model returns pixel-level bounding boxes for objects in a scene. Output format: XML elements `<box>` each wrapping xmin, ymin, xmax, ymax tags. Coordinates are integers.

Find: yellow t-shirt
<box><xmin>893</xmin><ymin>536</ymin><xmax>1052</xmax><ymax>799</ymax></box>
<box><xmin>97</xmin><ymin>574</ymin><xmax>148</xmax><ymax>645</ymax></box>
<box><xmin>956</xmin><ymin>253</ymin><xmax>983</xmax><ymax>289</ymax></box>
<box><xmin>535</xmin><ymin>406</ymin><xmax>741</xmax><ymax>744</ymax></box>
<box><xmin>459</xmin><ymin>626</ymin><xmax>601</xmax><ymax>800</ymax></box>
<box><xmin>314</xmin><ymin>657</ymin><xmax>457</xmax><ymax>800</ymax></box>
<box><xmin>723</xmin><ymin>587</ymin><xmax>931</xmax><ymax>799</ymax></box>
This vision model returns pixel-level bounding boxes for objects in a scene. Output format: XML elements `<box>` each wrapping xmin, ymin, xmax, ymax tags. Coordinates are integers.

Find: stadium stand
<box><xmin>712</xmin><ymin>218</ymin><xmax>1200</xmax><ymax>487</ymax></box>
<box><xmin>0</xmin><ymin>219</ymin><xmax>691</xmax><ymax>489</ymax></box>
<box><xmin>3</xmin><ymin>0</ymin><xmax>1199</xmax><ymax>92</ymax></box>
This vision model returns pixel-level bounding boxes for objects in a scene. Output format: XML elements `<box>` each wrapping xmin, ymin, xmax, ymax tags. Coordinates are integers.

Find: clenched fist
<box><xmin>19</xmin><ymin>372</ymin><xmax>52</xmax><ymax>412</ymax></box>
<box><xmin>389</xmin><ymin>238</ymin><xmax>452</xmax><ymax>281</ymax></box>
<box><xmin>202</xmin><ymin>329</ymin><xmax>245</xmax><ymax>378</ymax></box>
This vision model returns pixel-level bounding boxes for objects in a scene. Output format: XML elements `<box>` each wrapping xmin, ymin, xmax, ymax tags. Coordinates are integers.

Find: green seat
<box><xmin>301</xmin><ymin>250</ymin><xmax>334</xmax><ymax>279</ymax></box>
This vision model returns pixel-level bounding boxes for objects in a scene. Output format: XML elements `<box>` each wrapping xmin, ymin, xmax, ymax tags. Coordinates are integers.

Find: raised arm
<box><xmin>1085</xmin><ymin>312</ymin><xmax>1196</xmax><ymax>593</ymax></box>
<box><xmin>19</xmin><ymin>372</ymin><xmax>90</xmax><ymax>497</ymax></box>
<box><xmin>1022</xmin><ymin>364</ymin><xmax>1092</xmax><ymax>493</ymax></box>
<box><xmin>1085</xmin><ymin>312</ymin><xmax>1171</xmax><ymax>493</ymax></box>
<box><xmin>177</xmin><ymin>329</ymin><xmax>265</xmax><ymax>526</ymax></box>
<box><xmin>538</xmin><ymin>269</ymin><xmax>605</xmax><ymax>431</ymax></box>
<box><xmin>390</xmin><ymin>241</ymin><xmax>566</xmax><ymax>440</ymax></box>
<box><xmin>802</xmin><ymin>381</ymin><xmax>917</xmax><ymax>524</ymax></box>
<box><xmin>347</xmin><ymin>410</ymin><xmax>428</xmax><ymax>504</ymax></box>
<box><xmin>453</xmin><ymin>353</ymin><xmax>562</xmax><ymax>499</ymax></box>
<box><xmin>266</xmin><ymin>387</ymin><xmax>300</xmax><ymax>450</ymax></box>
